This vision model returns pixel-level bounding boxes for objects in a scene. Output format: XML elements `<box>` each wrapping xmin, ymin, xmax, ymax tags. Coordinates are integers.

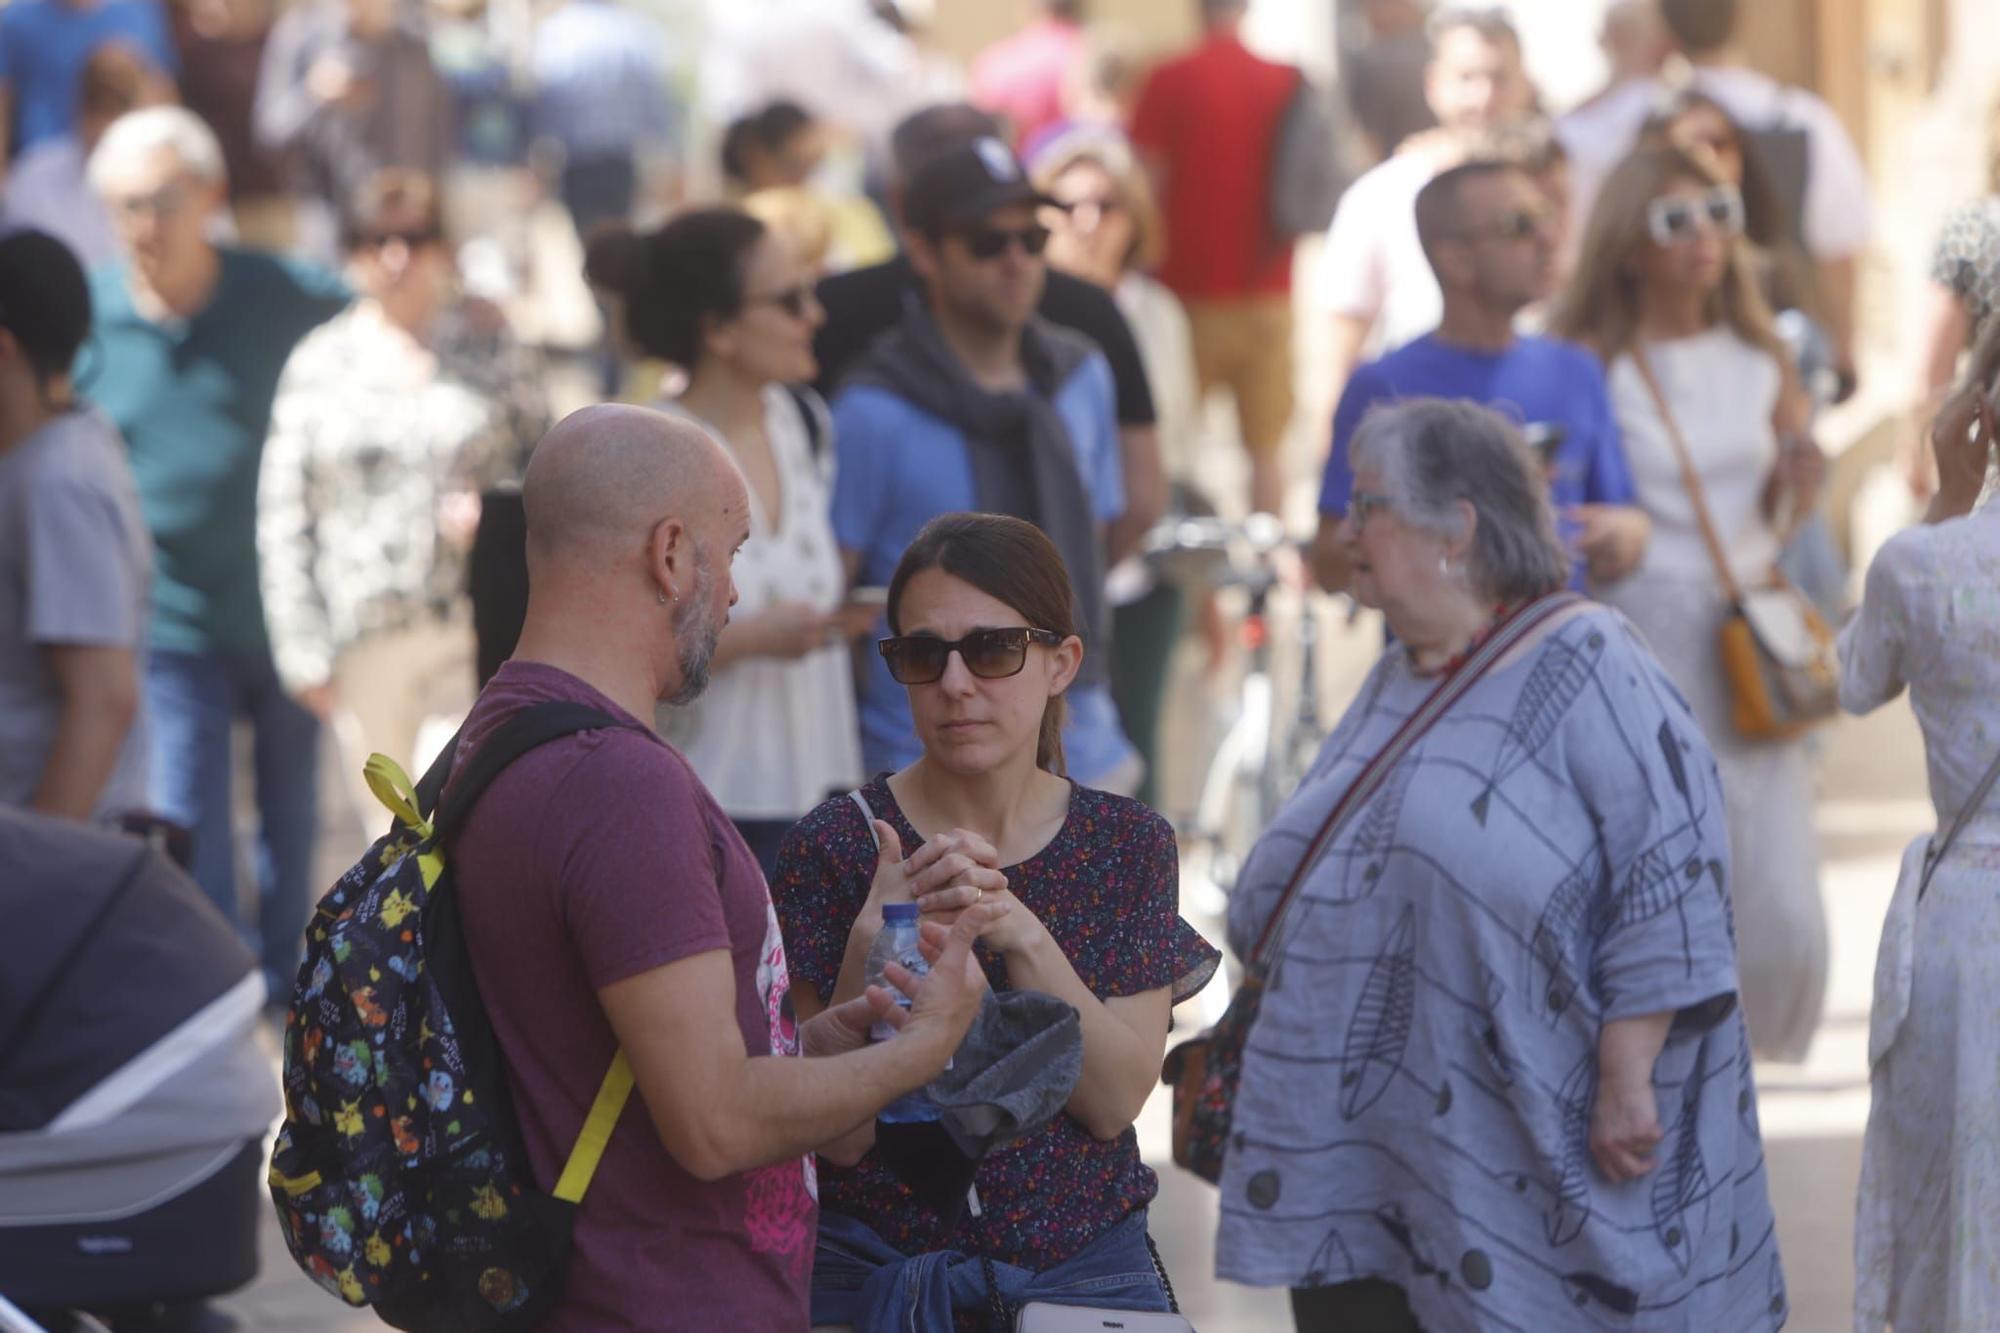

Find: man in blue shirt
<box><xmin>831</xmin><ymin>136</ymin><xmax>1138</xmax><ymax>792</ymax></box>
<box><xmin>1312</xmin><ymin>159</ymin><xmax>1650</xmax><ymax>594</ymax></box>
<box><xmin>85</xmin><ymin>106</ymin><xmax>347</xmax><ymax>1001</ymax></box>
<box><xmin>0</xmin><ymin>0</ymin><xmax>174</xmax><ymax>173</ymax></box>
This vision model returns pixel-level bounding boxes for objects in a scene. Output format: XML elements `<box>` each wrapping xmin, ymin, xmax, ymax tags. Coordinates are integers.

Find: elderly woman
<box><xmin>1216</xmin><ymin>399</ymin><xmax>1784</xmax><ymax>1332</ymax></box>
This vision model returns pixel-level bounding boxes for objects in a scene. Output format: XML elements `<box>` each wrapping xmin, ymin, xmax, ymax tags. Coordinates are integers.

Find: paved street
<box><xmin>214</xmin><ymin>598</ymin><xmax>1926</xmax><ymax>1332</ymax></box>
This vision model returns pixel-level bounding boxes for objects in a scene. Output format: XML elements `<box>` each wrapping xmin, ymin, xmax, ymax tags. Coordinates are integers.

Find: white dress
<box><xmin>1598</xmin><ymin>328</ymin><xmax>1827</xmax><ymax>1061</ymax></box>
<box><xmin>1840</xmin><ymin>493</ymin><xmax>2000</xmax><ymax>1333</ymax></box>
<box><xmin>654</xmin><ymin>387</ymin><xmax>862</xmax><ymax>820</ymax></box>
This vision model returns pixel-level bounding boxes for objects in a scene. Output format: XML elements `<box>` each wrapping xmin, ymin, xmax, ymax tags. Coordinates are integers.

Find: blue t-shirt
<box><xmin>830</xmin><ymin>352</ymin><xmax>1134</xmax><ymax>784</ymax></box>
<box><xmin>86</xmin><ymin>249</ymin><xmax>348</xmax><ymax>656</ymax></box>
<box><xmin>0</xmin><ymin>0</ymin><xmax>177</xmax><ymax>153</ymax></box>
<box><xmin>1317</xmin><ymin>333</ymin><xmax>1636</xmax><ymax>587</ymax></box>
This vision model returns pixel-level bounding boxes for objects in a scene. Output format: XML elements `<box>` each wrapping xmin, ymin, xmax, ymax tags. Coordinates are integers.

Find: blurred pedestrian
<box><xmin>724</xmin><ymin>100</ymin><xmax>894</xmax><ymax>273</ymax></box>
<box><xmin>0</xmin><ymin>42</ymin><xmax>159</xmax><ymax>267</ymax></box>
<box><xmin>171</xmin><ymin>0</ymin><xmax>291</xmax><ymax>249</ymax></box>
<box><xmin>449</xmin><ymin>403</ymin><xmax>1002</xmax><ymax>1331</ymax></box>
<box><xmin>1558</xmin><ymin>0</ymin><xmax>1871</xmax><ymax>395</ymax></box>
<box><xmin>258</xmin><ymin>168</ymin><xmax>547</xmax><ymax>813</ymax></box>
<box><xmin>830</xmin><ymin>136</ymin><xmax>1141</xmax><ymax>794</ymax></box>
<box><xmin>1127</xmin><ymin>0</ymin><xmax>1309</xmax><ymax>517</ymax></box>
<box><xmin>969</xmin><ymin>0</ymin><xmax>1086</xmax><ymax>151</ymax></box>
<box><xmin>529</xmin><ymin>0</ymin><xmax>677</xmax><ymax>243</ymax></box>
<box><xmin>772</xmin><ymin>511</ymin><xmax>1217</xmax><ymax>1327</ymax></box>
<box><xmin>253</xmin><ymin>0</ymin><xmax>453</xmax><ymax>260</ymax></box>
<box><xmin>814</xmin><ymin>103</ymin><xmax>1165</xmax><ymax>564</ymax></box>
<box><xmin>1312</xmin><ymin>159</ymin><xmax>1648</xmax><ymax>595</ymax></box>
<box><xmin>1339</xmin><ymin>0</ymin><xmax>1434</xmax><ymax>165</ymax></box>
<box><xmin>1220</xmin><ymin>398</ymin><xmax>1783</xmax><ymax>1332</ymax></box>
<box><xmin>584</xmin><ymin>207</ymin><xmax>866</xmax><ymax>876</ymax></box>
<box><xmin>0</xmin><ymin>230</ymin><xmax>151</xmax><ymax>822</ymax></box>
<box><xmin>0</xmin><ymin>0</ymin><xmax>176</xmax><ymax>181</ymax></box>
<box><xmin>84</xmin><ymin>105</ymin><xmax>348</xmax><ymax>1001</ymax></box>
<box><xmin>1315</xmin><ymin>6</ymin><xmax>1536</xmax><ymax>408</ymax></box>
<box><xmin>1841</xmin><ymin>330</ymin><xmax>2000</xmax><ymax>1333</ymax></box>
<box><xmin>1036</xmin><ymin>129</ymin><xmax>1196</xmax><ymax>807</ymax></box>
<box><xmin>1550</xmin><ymin>145</ymin><xmax>1826</xmax><ymax>1062</ymax></box>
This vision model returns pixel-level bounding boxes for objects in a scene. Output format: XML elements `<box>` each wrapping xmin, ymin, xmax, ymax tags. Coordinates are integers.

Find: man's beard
<box><xmin>666</xmin><ymin>550</ymin><xmax>720</xmax><ymax>706</ymax></box>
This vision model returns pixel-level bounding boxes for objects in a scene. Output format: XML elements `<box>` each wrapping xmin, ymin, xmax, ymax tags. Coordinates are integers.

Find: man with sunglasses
<box><xmin>1312</xmin><ymin>159</ymin><xmax>1649</xmax><ymax>596</ymax></box>
<box><xmin>83</xmin><ymin>106</ymin><xmax>348</xmax><ymax>1006</ymax></box>
<box><xmin>830</xmin><ymin>135</ymin><xmax>1142</xmax><ymax>795</ymax></box>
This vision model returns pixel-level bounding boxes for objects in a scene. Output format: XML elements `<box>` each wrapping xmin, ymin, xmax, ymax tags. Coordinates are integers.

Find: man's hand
<box><xmin>893</xmin><ymin>902</ymin><xmax>1008</xmax><ymax>1066</ymax></box>
<box><xmin>1568</xmin><ymin>504</ymin><xmax>1650</xmax><ymax>585</ymax></box>
<box><xmin>800</xmin><ymin>986</ymin><xmax>903</xmax><ymax>1058</ymax></box>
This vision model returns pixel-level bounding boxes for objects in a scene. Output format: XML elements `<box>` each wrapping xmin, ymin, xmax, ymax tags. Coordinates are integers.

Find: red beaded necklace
<box><xmin>1406</xmin><ymin>602</ymin><xmax>1516</xmax><ymax>679</ymax></box>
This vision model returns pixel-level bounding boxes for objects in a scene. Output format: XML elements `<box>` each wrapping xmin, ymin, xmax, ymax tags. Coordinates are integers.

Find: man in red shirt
<box><xmin>1128</xmin><ymin>0</ymin><xmax>1301</xmax><ymax>515</ymax></box>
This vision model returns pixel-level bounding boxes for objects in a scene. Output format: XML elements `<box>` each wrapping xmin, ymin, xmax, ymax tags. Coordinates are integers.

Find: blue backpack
<box><xmin>268</xmin><ymin>702</ymin><xmax>636</xmax><ymax>1329</ymax></box>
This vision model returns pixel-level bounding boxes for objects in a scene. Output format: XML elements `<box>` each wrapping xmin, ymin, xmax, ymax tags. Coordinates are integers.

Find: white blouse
<box><xmin>1606</xmin><ymin>327</ymin><xmax>1784</xmax><ymax>589</ymax></box>
<box><xmin>654</xmin><ymin>386</ymin><xmax>862</xmax><ymax>819</ymax></box>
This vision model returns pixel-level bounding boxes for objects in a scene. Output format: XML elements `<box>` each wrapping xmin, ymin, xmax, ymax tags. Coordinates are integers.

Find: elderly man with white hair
<box><xmin>84</xmin><ymin>105</ymin><xmax>348</xmax><ymax>1005</ymax></box>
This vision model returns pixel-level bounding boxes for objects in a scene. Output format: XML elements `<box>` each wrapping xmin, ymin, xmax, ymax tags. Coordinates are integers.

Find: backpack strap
<box><xmin>784</xmin><ymin>381</ymin><xmax>832</xmax><ymax>460</ymax></box>
<box><xmin>433</xmin><ymin>701</ymin><xmax>630</xmax><ymax>842</ymax></box>
<box><xmin>553</xmin><ymin>1050</ymin><xmax>636</xmax><ymax>1203</ymax></box>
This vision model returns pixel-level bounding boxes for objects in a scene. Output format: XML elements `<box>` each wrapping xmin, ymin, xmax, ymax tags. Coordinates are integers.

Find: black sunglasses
<box><xmin>878</xmin><ymin>627</ymin><xmax>1064</xmax><ymax>685</ymax></box>
<box><xmin>356</xmin><ymin>227</ymin><xmax>445</xmax><ymax>251</ymax></box>
<box><xmin>745</xmin><ymin>283</ymin><xmax>816</xmax><ymax>319</ymax></box>
<box><xmin>959</xmin><ymin>223</ymin><xmax>1051</xmax><ymax>260</ymax></box>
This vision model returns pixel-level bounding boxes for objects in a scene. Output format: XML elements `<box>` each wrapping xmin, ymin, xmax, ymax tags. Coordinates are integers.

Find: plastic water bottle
<box><xmin>864</xmin><ymin>903</ymin><xmax>941</xmax><ymax>1124</ymax></box>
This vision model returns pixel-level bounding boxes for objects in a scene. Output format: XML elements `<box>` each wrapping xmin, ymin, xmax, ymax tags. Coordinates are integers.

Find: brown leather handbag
<box><xmin>1162</xmin><ymin>592</ymin><xmax>1582</xmax><ymax>1183</ymax></box>
<box><xmin>1631</xmin><ymin>351</ymin><xmax>1839</xmax><ymax>742</ymax></box>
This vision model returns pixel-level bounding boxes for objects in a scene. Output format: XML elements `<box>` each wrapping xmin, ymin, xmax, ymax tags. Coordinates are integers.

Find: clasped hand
<box><xmin>865</xmin><ymin>819</ymin><xmax>1042</xmax><ymax>955</ymax></box>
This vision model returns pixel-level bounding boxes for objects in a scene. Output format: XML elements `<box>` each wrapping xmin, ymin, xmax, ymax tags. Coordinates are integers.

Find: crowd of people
<box><xmin>3</xmin><ymin>0</ymin><xmax>1999</xmax><ymax>1329</ymax></box>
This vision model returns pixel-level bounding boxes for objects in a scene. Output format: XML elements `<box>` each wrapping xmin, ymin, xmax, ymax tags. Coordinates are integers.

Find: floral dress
<box><xmin>770</xmin><ymin>777</ymin><xmax>1218</xmax><ymax>1271</ymax></box>
<box><xmin>1840</xmin><ymin>494</ymin><xmax>2000</xmax><ymax>1332</ymax></box>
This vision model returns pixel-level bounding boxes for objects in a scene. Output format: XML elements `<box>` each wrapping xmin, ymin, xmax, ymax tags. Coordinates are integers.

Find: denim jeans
<box><xmin>146</xmin><ymin>648</ymin><xmax>320</xmax><ymax>1001</ymax></box>
<box><xmin>811</xmin><ymin>1207</ymin><xmax>1171</xmax><ymax>1329</ymax></box>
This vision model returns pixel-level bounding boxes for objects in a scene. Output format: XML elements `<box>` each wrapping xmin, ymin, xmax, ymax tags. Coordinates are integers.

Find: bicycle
<box><xmin>1142</xmin><ymin>512</ymin><xmax>1331</xmax><ymax>921</ymax></box>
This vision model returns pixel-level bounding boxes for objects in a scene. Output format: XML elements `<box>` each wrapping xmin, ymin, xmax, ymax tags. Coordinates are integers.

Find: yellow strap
<box><xmin>552</xmin><ymin>1050</ymin><xmax>635</xmax><ymax>1203</ymax></box>
<box><xmin>363</xmin><ymin>753</ymin><xmax>433</xmax><ymax>838</ymax></box>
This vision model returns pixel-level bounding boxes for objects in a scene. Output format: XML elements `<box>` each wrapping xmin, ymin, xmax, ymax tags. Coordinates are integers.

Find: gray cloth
<box><xmin>845</xmin><ymin>303</ymin><xmax>1113</xmax><ymax>687</ymax></box>
<box><xmin>929</xmin><ymin>989</ymin><xmax>1082</xmax><ymax>1161</ymax></box>
<box><xmin>1218</xmin><ymin>604</ymin><xmax>1785</xmax><ymax>1331</ymax></box>
<box><xmin>253</xmin><ymin>4</ymin><xmax>453</xmax><ymax>209</ymax></box>
<box><xmin>0</xmin><ymin>408</ymin><xmax>152</xmax><ymax>816</ymax></box>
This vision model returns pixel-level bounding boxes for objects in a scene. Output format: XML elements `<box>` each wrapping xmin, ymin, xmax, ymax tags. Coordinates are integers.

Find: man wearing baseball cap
<box><xmin>828</xmin><ymin>134</ymin><xmax>1141</xmax><ymax>795</ymax></box>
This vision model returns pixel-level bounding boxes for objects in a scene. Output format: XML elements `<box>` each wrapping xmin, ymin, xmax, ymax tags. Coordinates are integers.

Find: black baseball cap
<box><xmin>903</xmin><ymin>136</ymin><xmax>1057</xmax><ymax>234</ymax></box>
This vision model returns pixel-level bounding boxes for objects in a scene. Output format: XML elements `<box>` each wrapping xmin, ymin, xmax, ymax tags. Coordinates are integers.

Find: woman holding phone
<box><xmin>585</xmin><ymin>206</ymin><xmax>871</xmax><ymax>872</ymax></box>
<box><xmin>1550</xmin><ymin>146</ymin><xmax>1827</xmax><ymax>1062</ymax></box>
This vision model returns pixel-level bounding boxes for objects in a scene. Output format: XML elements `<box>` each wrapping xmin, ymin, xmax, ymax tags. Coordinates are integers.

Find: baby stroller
<box><xmin>0</xmin><ymin>808</ymin><xmax>279</xmax><ymax>1330</ymax></box>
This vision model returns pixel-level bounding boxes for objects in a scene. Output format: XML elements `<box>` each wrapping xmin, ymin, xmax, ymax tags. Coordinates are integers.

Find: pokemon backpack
<box><xmin>269</xmin><ymin>702</ymin><xmax>636</xmax><ymax>1329</ymax></box>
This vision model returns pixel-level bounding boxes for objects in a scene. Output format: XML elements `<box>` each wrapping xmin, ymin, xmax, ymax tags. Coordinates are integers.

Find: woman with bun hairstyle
<box><xmin>584</xmin><ymin>208</ymin><xmax>870</xmax><ymax>872</ymax></box>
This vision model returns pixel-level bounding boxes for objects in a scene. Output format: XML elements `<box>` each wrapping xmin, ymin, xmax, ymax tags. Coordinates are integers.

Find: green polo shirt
<box><xmin>86</xmin><ymin>248</ymin><xmax>348</xmax><ymax>656</ymax></box>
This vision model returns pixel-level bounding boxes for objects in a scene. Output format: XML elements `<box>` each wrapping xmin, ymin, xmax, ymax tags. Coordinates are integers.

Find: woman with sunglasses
<box><xmin>585</xmin><ymin>206</ymin><xmax>869</xmax><ymax>874</ymax></box>
<box><xmin>258</xmin><ymin>168</ymin><xmax>550</xmax><ymax>822</ymax></box>
<box><xmin>1549</xmin><ymin>145</ymin><xmax>1826</xmax><ymax>1063</ymax></box>
<box><xmin>770</xmin><ymin>511</ymin><xmax>1218</xmax><ymax>1329</ymax></box>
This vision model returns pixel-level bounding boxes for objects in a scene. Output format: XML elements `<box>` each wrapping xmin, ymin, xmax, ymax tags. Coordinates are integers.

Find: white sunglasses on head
<box><xmin>1645</xmin><ymin>185</ymin><xmax>1745</xmax><ymax>247</ymax></box>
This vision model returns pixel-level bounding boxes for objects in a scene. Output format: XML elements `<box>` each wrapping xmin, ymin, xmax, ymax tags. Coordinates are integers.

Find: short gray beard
<box><xmin>666</xmin><ymin>550</ymin><xmax>720</xmax><ymax>706</ymax></box>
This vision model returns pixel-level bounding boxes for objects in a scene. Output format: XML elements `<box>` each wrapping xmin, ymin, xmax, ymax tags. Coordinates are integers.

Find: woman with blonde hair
<box><xmin>1549</xmin><ymin>144</ymin><xmax>1827</xmax><ymax>1062</ymax></box>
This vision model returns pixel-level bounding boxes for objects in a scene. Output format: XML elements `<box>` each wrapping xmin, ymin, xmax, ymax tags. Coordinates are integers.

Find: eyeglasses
<box><xmin>878</xmin><ymin>627</ymin><xmax>1065</xmax><ymax>684</ymax></box>
<box><xmin>1645</xmin><ymin>185</ymin><xmax>1744</xmax><ymax>247</ymax></box>
<box><xmin>1463</xmin><ymin>205</ymin><xmax>1551</xmax><ymax>243</ymax></box>
<box><xmin>104</xmin><ymin>180</ymin><xmax>192</xmax><ymax>222</ymax></box>
<box><xmin>959</xmin><ymin>223</ymin><xmax>1051</xmax><ymax>260</ymax></box>
<box><xmin>745</xmin><ymin>283</ymin><xmax>817</xmax><ymax>319</ymax></box>
<box><xmin>356</xmin><ymin>227</ymin><xmax>444</xmax><ymax>251</ymax></box>
<box><xmin>1348</xmin><ymin>490</ymin><xmax>1397</xmax><ymax>527</ymax></box>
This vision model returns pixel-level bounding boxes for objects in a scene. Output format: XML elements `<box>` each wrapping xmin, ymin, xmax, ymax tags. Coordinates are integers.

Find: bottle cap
<box><xmin>882</xmin><ymin>902</ymin><xmax>920</xmax><ymax>924</ymax></box>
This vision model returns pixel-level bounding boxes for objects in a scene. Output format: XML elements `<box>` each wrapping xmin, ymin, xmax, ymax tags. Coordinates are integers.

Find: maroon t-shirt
<box><xmin>449</xmin><ymin>662</ymin><xmax>816</xmax><ymax>1331</ymax></box>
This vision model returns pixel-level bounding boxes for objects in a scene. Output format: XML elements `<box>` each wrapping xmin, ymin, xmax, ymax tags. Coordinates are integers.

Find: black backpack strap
<box><xmin>432</xmin><ymin>701</ymin><xmax>630</xmax><ymax>843</ymax></box>
<box><xmin>784</xmin><ymin>381</ymin><xmax>831</xmax><ymax>459</ymax></box>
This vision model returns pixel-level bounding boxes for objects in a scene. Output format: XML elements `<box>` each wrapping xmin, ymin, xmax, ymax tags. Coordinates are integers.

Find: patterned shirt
<box><xmin>1931</xmin><ymin>197</ymin><xmax>2000</xmax><ymax>340</ymax></box>
<box><xmin>771</xmin><ymin>777</ymin><xmax>1219</xmax><ymax>1271</ymax></box>
<box><xmin>257</xmin><ymin>299</ymin><xmax>550</xmax><ymax>692</ymax></box>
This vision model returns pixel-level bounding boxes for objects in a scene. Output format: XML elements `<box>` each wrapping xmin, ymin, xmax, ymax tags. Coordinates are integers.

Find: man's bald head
<box><xmin>522</xmin><ymin>404</ymin><xmax>734</xmax><ymax>568</ymax></box>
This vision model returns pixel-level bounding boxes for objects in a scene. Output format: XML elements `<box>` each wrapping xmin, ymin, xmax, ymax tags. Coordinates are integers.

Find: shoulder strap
<box><xmin>1922</xmin><ymin>744</ymin><xmax>2000</xmax><ymax>898</ymax></box>
<box><xmin>433</xmin><ymin>701</ymin><xmax>630</xmax><ymax>842</ymax></box>
<box><xmin>1250</xmin><ymin>591</ymin><xmax>1582</xmax><ymax>967</ymax></box>
<box><xmin>1630</xmin><ymin>347</ymin><xmax>1746</xmax><ymax>603</ymax></box>
<box><xmin>784</xmin><ymin>381</ymin><xmax>832</xmax><ymax>459</ymax></box>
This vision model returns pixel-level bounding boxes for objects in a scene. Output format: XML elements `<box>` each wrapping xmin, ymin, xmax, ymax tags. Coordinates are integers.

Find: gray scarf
<box><xmin>847</xmin><ymin>303</ymin><xmax>1111</xmax><ymax>686</ymax></box>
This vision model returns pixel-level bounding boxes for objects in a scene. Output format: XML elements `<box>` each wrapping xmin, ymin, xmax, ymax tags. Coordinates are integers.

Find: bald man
<box><xmin>445</xmin><ymin>406</ymin><xmax>1001</xmax><ymax>1330</ymax></box>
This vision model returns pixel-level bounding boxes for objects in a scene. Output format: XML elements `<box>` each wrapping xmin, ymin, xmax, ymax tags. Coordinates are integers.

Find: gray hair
<box><xmin>1348</xmin><ymin>398</ymin><xmax>1570</xmax><ymax>603</ymax></box>
<box><xmin>87</xmin><ymin>107</ymin><xmax>228</xmax><ymax>195</ymax></box>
